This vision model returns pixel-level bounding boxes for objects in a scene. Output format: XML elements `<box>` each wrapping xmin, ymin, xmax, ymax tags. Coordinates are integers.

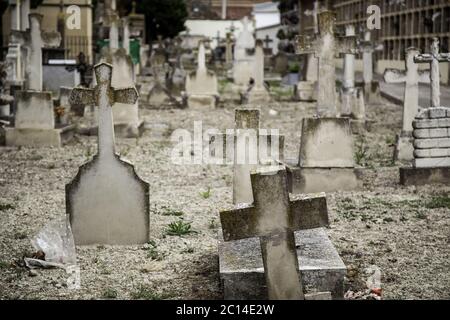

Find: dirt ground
<box><xmin>0</xmin><ymin>88</ymin><xmax>449</xmax><ymax>300</ymax></box>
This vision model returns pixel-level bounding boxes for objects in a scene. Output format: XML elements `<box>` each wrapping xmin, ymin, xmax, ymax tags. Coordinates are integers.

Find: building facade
<box><xmin>2</xmin><ymin>0</ymin><xmax>94</xmax><ymax>63</ymax></box>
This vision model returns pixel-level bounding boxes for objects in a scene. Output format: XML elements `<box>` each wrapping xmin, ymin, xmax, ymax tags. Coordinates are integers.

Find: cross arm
<box><xmin>113</xmin><ymin>87</ymin><xmax>139</xmax><ymax>105</ymax></box>
<box><xmin>289</xmin><ymin>193</ymin><xmax>329</xmax><ymax>231</ymax></box>
<box><xmin>220</xmin><ymin>204</ymin><xmax>257</xmax><ymax>241</ymax></box>
<box><xmin>414</xmin><ymin>53</ymin><xmax>433</xmax><ymax>63</ymax></box>
<box><xmin>69</xmin><ymin>87</ymin><xmax>95</xmax><ymax>105</ymax></box>
<box><xmin>437</xmin><ymin>53</ymin><xmax>450</xmax><ymax>62</ymax></box>
<box><xmin>42</xmin><ymin>31</ymin><xmax>62</xmax><ymax>48</ymax></box>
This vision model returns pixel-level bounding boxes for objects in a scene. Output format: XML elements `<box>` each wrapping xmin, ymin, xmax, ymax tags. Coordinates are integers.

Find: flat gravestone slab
<box><xmin>219</xmin><ymin>227</ymin><xmax>346</xmax><ymax>300</ymax></box>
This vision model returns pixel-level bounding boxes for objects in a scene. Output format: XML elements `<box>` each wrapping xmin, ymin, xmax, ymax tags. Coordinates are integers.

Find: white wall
<box><xmin>183</xmin><ymin>19</ymin><xmax>256</xmax><ymax>49</ymax></box>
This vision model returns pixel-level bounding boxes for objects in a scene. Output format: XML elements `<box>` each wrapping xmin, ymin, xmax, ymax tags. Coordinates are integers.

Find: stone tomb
<box><xmin>67</xmin><ymin>63</ymin><xmax>149</xmax><ymax>245</ymax></box>
<box><xmin>400</xmin><ymin>38</ymin><xmax>450</xmax><ymax>186</ymax></box>
<box><xmin>219</xmin><ymin>167</ymin><xmax>345</xmax><ymax>299</ymax></box>
<box><xmin>241</xmin><ymin>40</ymin><xmax>272</xmax><ymax>105</ymax></box>
<box><xmin>286</xmin><ymin>118</ymin><xmax>361</xmax><ymax>193</ymax></box>
<box><xmin>5</xmin><ymin>14</ymin><xmax>74</xmax><ymax>147</ymax></box>
<box><xmin>384</xmin><ymin>48</ymin><xmax>430</xmax><ymax>161</ymax></box>
<box><xmin>185</xmin><ymin>41</ymin><xmax>219</xmax><ymax>108</ymax></box>
<box><xmin>232</xmin><ymin>17</ymin><xmax>255</xmax><ymax>89</ymax></box>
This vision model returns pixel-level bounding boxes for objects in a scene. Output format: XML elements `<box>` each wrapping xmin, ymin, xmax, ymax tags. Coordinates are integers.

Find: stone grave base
<box><xmin>394</xmin><ymin>133</ymin><xmax>414</xmax><ymax>161</ymax></box>
<box><xmin>219</xmin><ymin>227</ymin><xmax>346</xmax><ymax>300</ymax></box>
<box><xmin>363</xmin><ymin>81</ymin><xmax>381</xmax><ymax>104</ymax></box>
<box><xmin>339</xmin><ymin>89</ymin><xmax>365</xmax><ymax>121</ymax></box>
<box><xmin>294</xmin><ymin>81</ymin><xmax>317</xmax><ymax>101</ymax></box>
<box><xmin>241</xmin><ymin>88</ymin><xmax>271</xmax><ymax>105</ymax></box>
<box><xmin>286</xmin><ymin>165</ymin><xmax>362</xmax><ymax>194</ymax></box>
<box><xmin>400</xmin><ymin>167</ymin><xmax>450</xmax><ymax>186</ymax></box>
<box><xmin>5</xmin><ymin>125</ymin><xmax>75</xmax><ymax>147</ymax></box>
<box><xmin>187</xmin><ymin>95</ymin><xmax>217</xmax><ymax>109</ymax></box>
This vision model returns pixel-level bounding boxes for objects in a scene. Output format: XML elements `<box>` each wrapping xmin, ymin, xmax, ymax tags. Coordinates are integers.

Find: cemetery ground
<box><xmin>0</xmin><ymin>86</ymin><xmax>449</xmax><ymax>300</ymax></box>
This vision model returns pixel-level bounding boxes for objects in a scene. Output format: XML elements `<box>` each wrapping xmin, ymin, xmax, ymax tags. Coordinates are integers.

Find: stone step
<box><xmin>413</xmin><ymin>157</ymin><xmax>450</xmax><ymax>168</ymax></box>
<box><xmin>414</xmin><ymin>148</ymin><xmax>450</xmax><ymax>158</ymax></box>
<box><xmin>413</xmin><ymin>128</ymin><xmax>449</xmax><ymax>139</ymax></box>
<box><xmin>414</xmin><ymin>137</ymin><xmax>450</xmax><ymax>149</ymax></box>
<box><xmin>413</xmin><ymin>118</ymin><xmax>450</xmax><ymax>129</ymax></box>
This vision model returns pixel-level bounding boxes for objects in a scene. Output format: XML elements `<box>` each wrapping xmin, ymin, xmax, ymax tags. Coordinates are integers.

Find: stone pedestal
<box><xmin>5</xmin><ymin>90</ymin><xmax>73</xmax><ymax>147</ymax></box>
<box><xmin>219</xmin><ymin>227</ymin><xmax>346</xmax><ymax>300</ymax></box>
<box><xmin>187</xmin><ymin>95</ymin><xmax>218</xmax><ymax>109</ymax></box>
<box><xmin>287</xmin><ymin>117</ymin><xmax>361</xmax><ymax>193</ymax></box>
<box><xmin>394</xmin><ymin>132</ymin><xmax>414</xmax><ymax>161</ymax></box>
<box><xmin>241</xmin><ymin>87</ymin><xmax>271</xmax><ymax>105</ymax></box>
<box><xmin>294</xmin><ymin>81</ymin><xmax>317</xmax><ymax>101</ymax></box>
<box><xmin>400</xmin><ymin>167</ymin><xmax>450</xmax><ymax>186</ymax></box>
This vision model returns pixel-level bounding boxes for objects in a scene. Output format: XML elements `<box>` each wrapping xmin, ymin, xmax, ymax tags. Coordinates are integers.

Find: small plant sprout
<box><xmin>200</xmin><ymin>187</ymin><xmax>211</xmax><ymax>199</ymax></box>
<box><xmin>166</xmin><ymin>220</ymin><xmax>196</xmax><ymax>236</ymax></box>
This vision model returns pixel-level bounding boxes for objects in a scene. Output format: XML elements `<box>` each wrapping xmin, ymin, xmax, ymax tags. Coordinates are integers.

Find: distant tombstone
<box><xmin>233</xmin><ymin>17</ymin><xmax>255</xmax><ymax>88</ymax></box>
<box><xmin>384</xmin><ymin>48</ymin><xmax>430</xmax><ymax>161</ymax></box>
<box><xmin>67</xmin><ymin>63</ymin><xmax>149</xmax><ymax>245</ymax></box>
<box><xmin>272</xmin><ymin>51</ymin><xmax>289</xmax><ymax>76</ymax></box>
<box><xmin>185</xmin><ymin>41</ymin><xmax>219</xmax><ymax>108</ymax></box>
<box><xmin>242</xmin><ymin>40</ymin><xmax>271</xmax><ymax>104</ymax></box>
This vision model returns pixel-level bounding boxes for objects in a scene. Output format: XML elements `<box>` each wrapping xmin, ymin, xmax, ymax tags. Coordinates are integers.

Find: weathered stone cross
<box><xmin>358</xmin><ymin>31</ymin><xmax>383</xmax><ymax>85</ymax></box>
<box><xmin>69</xmin><ymin>62</ymin><xmax>138</xmax><ymax>157</ymax></box>
<box><xmin>384</xmin><ymin>48</ymin><xmax>430</xmax><ymax>133</ymax></box>
<box><xmin>220</xmin><ymin>167</ymin><xmax>329</xmax><ymax>299</ymax></box>
<box><xmin>11</xmin><ymin>13</ymin><xmax>61</xmax><ymax>91</ymax></box>
<box><xmin>295</xmin><ymin>11</ymin><xmax>357</xmax><ymax>116</ymax></box>
<box><xmin>414</xmin><ymin>38</ymin><xmax>450</xmax><ymax>108</ymax></box>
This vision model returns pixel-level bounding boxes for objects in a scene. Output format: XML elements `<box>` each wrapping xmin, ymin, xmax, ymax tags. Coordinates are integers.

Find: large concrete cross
<box><xmin>220</xmin><ymin>167</ymin><xmax>329</xmax><ymax>299</ymax></box>
<box><xmin>414</xmin><ymin>38</ymin><xmax>450</xmax><ymax>108</ymax></box>
<box><xmin>384</xmin><ymin>48</ymin><xmax>430</xmax><ymax>133</ymax></box>
<box><xmin>69</xmin><ymin>63</ymin><xmax>138</xmax><ymax>157</ymax></box>
<box><xmin>358</xmin><ymin>31</ymin><xmax>383</xmax><ymax>85</ymax></box>
<box><xmin>295</xmin><ymin>11</ymin><xmax>357</xmax><ymax>116</ymax></box>
<box><xmin>11</xmin><ymin>13</ymin><xmax>61</xmax><ymax>91</ymax></box>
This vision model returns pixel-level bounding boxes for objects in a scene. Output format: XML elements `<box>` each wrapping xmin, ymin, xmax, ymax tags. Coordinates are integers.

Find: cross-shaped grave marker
<box><xmin>295</xmin><ymin>11</ymin><xmax>357</xmax><ymax>116</ymax></box>
<box><xmin>66</xmin><ymin>62</ymin><xmax>149</xmax><ymax>245</ymax></box>
<box><xmin>384</xmin><ymin>48</ymin><xmax>431</xmax><ymax>133</ymax></box>
<box><xmin>11</xmin><ymin>13</ymin><xmax>61</xmax><ymax>91</ymax></box>
<box><xmin>220</xmin><ymin>167</ymin><xmax>329</xmax><ymax>299</ymax></box>
<box><xmin>263</xmin><ymin>35</ymin><xmax>273</xmax><ymax>49</ymax></box>
<box><xmin>414</xmin><ymin>38</ymin><xmax>450</xmax><ymax>108</ymax></box>
<box><xmin>358</xmin><ymin>31</ymin><xmax>383</xmax><ymax>86</ymax></box>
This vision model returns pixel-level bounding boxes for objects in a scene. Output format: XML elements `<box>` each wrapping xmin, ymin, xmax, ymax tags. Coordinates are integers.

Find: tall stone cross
<box><xmin>414</xmin><ymin>38</ymin><xmax>450</xmax><ymax>108</ymax></box>
<box><xmin>225</xmin><ymin>33</ymin><xmax>234</xmax><ymax>65</ymax></box>
<box><xmin>295</xmin><ymin>11</ymin><xmax>357</xmax><ymax>116</ymax></box>
<box><xmin>11</xmin><ymin>13</ymin><xmax>61</xmax><ymax>91</ymax></box>
<box><xmin>384</xmin><ymin>48</ymin><xmax>431</xmax><ymax>133</ymax></box>
<box><xmin>343</xmin><ymin>24</ymin><xmax>357</xmax><ymax>90</ymax></box>
<box><xmin>122</xmin><ymin>17</ymin><xmax>130</xmax><ymax>55</ymax></box>
<box><xmin>358</xmin><ymin>31</ymin><xmax>383</xmax><ymax>85</ymax></box>
<box><xmin>220</xmin><ymin>167</ymin><xmax>329</xmax><ymax>299</ymax></box>
<box><xmin>67</xmin><ymin>62</ymin><xmax>149</xmax><ymax>245</ymax></box>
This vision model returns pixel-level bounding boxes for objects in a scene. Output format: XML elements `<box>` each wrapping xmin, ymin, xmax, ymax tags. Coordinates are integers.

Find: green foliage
<box><xmin>102</xmin><ymin>288</ymin><xmax>118</xmax><ymax>299</ymax></box>
<box><xmin>354</xmin><ymin>137</ymin><xmax>371</xmax><ymax>166</ymax></box>
<box><xmin>133</xmin><ymin>0</ymin><xmax>188</xmax><ymax>41</ymax></box>
<box><xmin>424</xmin><ymin>195</ymin><xmax>450</xmax><ymax>209</ymax></box>
<box><xmin>0</xmin><ymin>202</ymin><xmax>15</xmax><ymax>211</ymax></box>
<box><xmin>200</xmin><ymin>187</ymin><xmax>211</xmax><ymax>199</ymax></box>
<box><xmin>131</xmin><ymin>285</ymin><xmax>172</xmax><ymax>300</ymax></box>
<box><xmin>166</xmin><ymin>220</ymin><xmax>195</xmax><ymax>236</ymax></box>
